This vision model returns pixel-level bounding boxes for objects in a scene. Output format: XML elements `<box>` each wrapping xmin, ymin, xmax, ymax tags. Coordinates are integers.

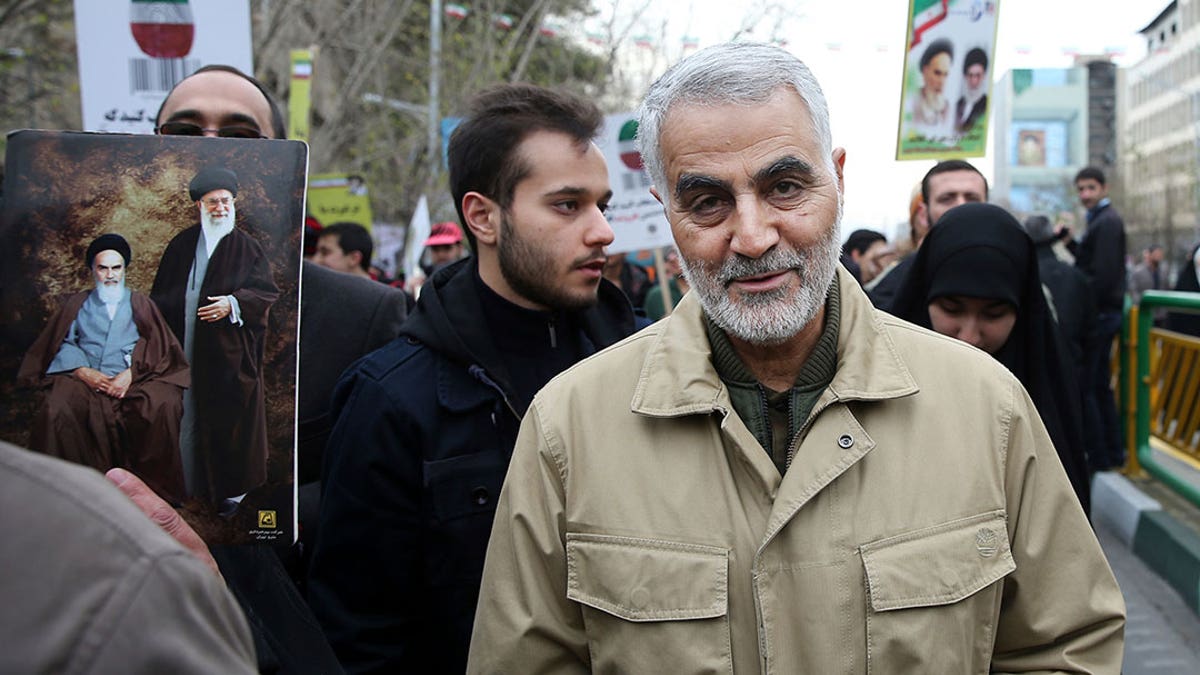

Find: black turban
<box><xmin>86</xmin><ymin>233</ymin><xmax>131</xmax><ymax>269</ymax></box>
<box><xmin>188</xmin><ymin>167</ymin><xmax>239</xmax><ymax>202</ymax></box>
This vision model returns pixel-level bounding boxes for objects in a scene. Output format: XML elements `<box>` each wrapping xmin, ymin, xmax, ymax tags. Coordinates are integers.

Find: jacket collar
<box><xmin>631</xmin><ymin>266</ymin><xmax>918</xmax><ymax>418</ymax></box>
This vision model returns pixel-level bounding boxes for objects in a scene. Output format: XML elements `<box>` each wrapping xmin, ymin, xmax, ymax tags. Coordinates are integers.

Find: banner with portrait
<box><xmin>896</xmin><ymin>0</ymin><xmax>1000</xmax><ymax>160</ymax></box>
<box><xmin>0</xmin><ymin>130</ymin><xmax>306</xmax><ymax>546</ymax></box>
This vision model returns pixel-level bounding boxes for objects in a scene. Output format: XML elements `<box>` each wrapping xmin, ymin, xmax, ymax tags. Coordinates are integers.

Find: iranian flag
<box><xmin>130</xmin><ymin>0</ymin><xmax>194</xmax><ymax>58</ymax></box>
<box><xmin>618</xmin><ymin>119</ymin><xmax>642</xmax><ymax>171</ymax></box>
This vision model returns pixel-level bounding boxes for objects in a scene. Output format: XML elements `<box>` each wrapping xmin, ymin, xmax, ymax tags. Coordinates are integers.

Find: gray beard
<box><xmin>201</xmin><ymin>206</ymin><xmax>236</xmax><ymax>240</ymax></box>
<box><xmin>682</xmin><ymin>204</ymin><xmax>842</xmax><ymax>346</ymax></box>
<box><xmin>96</xmin><ymin>279</ymin><xmax>126</xmax><ymax>305</ymax></box>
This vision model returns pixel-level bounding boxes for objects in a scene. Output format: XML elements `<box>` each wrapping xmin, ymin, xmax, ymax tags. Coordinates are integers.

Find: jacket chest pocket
<box><xmin>422</xmin><ymin>450</ymin><xmax>507</xmax><ymax>583</ymax></box>
<box><xmin>566</xmin><ymin>533</ymin><xmax>733</xmax><ymax>675</ymax></box>
<box><xmin>860</xmin><ymin>510</ymin><xmax>1015</xmax><ymax>675</ymax></box>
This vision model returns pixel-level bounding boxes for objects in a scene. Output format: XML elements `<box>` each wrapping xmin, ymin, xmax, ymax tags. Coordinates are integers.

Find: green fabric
<box><xmin>644</xmin><ymin>279</ymin><xmax>683</xmax><ymax>321</ymax></box>
<box><xmin>706</xmin><ymin>280</ymin><xmax>841</xmax><ymax>475</ymax></box>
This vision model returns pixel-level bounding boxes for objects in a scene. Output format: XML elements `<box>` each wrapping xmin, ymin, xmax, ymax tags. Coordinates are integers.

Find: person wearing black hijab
<box><xmin>1167</xmin><ymin>244</ymin><xmax>1200</xmax><ymax>337</ymax></box>
<box><xmin>891</xmin><ymin>203</ymin><xmax>1092</xmax><ymax>512</ymax></box>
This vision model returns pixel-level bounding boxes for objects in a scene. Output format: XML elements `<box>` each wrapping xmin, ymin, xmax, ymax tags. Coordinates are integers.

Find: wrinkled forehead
<box><xmin>158</xmin><ymin>71</ymin><xmax>275</xmax><ymax>135</ymax></box>
<box><xmin>93</xmin><ymin>250</ymin><xmax>124</xmax><ymax>267</ymax></box>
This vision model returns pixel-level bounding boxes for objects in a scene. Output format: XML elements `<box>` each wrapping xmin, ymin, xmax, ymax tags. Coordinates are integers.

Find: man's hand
<box><xmin>74</xmin><ymin>367</ymin><xmax>110</xmax><ymax>392</ymax></box>
<box><xmin>99</xmin><ymin>368</ymin><xmax>132</xmax><ymax>398</ymax></box>
<box><xmin>105</xmin><ymin>468</ymin><xmax>222</xmax><ymax>578</ymax></box>
<box><xmin>199</xmin><ymin>296</ymin><xmax>232</xmax><ymax>323</ymax></box>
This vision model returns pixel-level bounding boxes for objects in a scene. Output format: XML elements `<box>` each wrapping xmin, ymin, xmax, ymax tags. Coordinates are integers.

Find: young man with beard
<box><xmin>467</xmin><ymin>43</ymin><xmax>1123</xmax><ymax>673</ymax></box>
<box><xmin>306</xmin><ymin>83</ymin><xmax>638</xmax><ymax>673</ymax></box>
<box><xmin>18</xmin><ymin>234</ymin><xmax>189</xmax><ymax>503</ymax></box>
<box><xmin>151</xmin><ymin>167</ymin><xmax>279</xmax><ymax>515</ymax></box>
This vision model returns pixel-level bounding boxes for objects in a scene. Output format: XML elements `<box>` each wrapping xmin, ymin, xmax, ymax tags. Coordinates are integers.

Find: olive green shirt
<box><xmin>706</xmin><ymin>281</ymin><xmax>841</xmax><ymax>475</ymax></box>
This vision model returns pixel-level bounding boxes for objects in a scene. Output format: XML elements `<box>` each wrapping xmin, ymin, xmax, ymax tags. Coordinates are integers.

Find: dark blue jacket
<box><xmin>306</xmin><ymin>257</ymin><xmax>636</xmax><ymax>674</ymax></box>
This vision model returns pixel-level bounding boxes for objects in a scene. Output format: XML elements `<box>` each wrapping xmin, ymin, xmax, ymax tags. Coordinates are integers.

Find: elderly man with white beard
<box><xmin>18</xmin><ymin>234</ymin><xmax>190</xmax><ymax>503</ymax></box>
<box><xmin>467</xmin><ymin>42</ymin><xmax>1123</xmax><ymax>673</ymax></box>
<box><xmin>151</xmin><ymin>167</ymin><xmax>279</xmax><ymax>516</ymax></box>
<box><xmin>955</xmin><ymin>47</ymin><xmax>989</xmax><ymax>133</ymax></box>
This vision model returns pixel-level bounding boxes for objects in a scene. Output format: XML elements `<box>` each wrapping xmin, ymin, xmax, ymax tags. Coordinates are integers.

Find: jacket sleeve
<box><xmin>467</xmin><ymin>399</ymin><xmax>591</xmax><ymax>674</ymax></box>
<box><xmin>991</xmin><ymin>380</ymin><xmax>1125</xmax><ymax>673</ymax></box>
<box><xmin>230</xmin><ymin>243</ymin><xmax>280</xmax><ymax>331</ymax></box>
<box><xmin>82</xmin><ymin>550</ymin><xmax>257</xmax><ymax>675</ymax></box>
<box><xmin>306</xmin><ymin>370</ymin><xmax>422</xmax><ymax>673</ymax></box>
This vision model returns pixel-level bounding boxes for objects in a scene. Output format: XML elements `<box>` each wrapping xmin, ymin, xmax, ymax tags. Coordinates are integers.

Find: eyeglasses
<box><xmin>202</xmin><ymin>196</ymin><xmax>235</xmax><ymax>208</ymax></box>
<box><xmin>157</xmin><ymin>121</ymin><xmax>266</xmax><ymax>139</ymax></box>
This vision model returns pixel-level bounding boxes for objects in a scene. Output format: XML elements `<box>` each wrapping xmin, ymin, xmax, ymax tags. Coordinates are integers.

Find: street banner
<box><xmin>307</xmin><ymin>173</ymin><xmax>373</xmax><ymax>231</ymax></box>
<box><xmin>896</xmin><ymin>0</ymin><xmax>999</xmax><ymax>160</ymax></box>
<box><xmin>288</xmin><ymin>49</ymin><xmax>314</xmax><ymax>142</ymax></box>
<box><xmin>74</xmin><ymin>0</ymin><xmax>253</xmax><ymax>134</ymax></box>
<box><xmin>595</xmin><ymin>113</ymin><xmax>673</xmax><ymax>254</ymax></box>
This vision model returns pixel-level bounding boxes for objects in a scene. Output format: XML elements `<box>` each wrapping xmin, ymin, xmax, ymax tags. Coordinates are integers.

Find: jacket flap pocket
<box><xmin>860</xmin><ymin>510</ymin><xmax>1015</xmax><ymax>612</ymax></box>
<box><xmin>565</xmin><ymin>533</ymin><xmax>728</xmax><ymax>622</ymax></box>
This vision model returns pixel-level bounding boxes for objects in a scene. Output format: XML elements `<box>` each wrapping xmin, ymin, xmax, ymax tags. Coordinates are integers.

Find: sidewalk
<box><xmin>1092</xmin><ymin>444</ymin><xmax>1200</xmax><ymax>616</ymax></box>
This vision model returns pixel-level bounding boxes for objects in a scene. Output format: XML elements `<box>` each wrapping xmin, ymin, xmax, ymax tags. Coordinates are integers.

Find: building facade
<box><xmin>1121</xmin><ymin>0</ymin><xmax>1200</xmax><ymax>265</ymax></box>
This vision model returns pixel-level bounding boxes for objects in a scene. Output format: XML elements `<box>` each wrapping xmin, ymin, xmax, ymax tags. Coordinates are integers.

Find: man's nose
<box><xmin>583</xmin><ymin>206</ymin><xmax>615</xmax><ymax>248</ymax></box>
<box><xmin>730</xmin><ymin>197</ymin><xmax>780</xmax><ymax>259</ymax></box>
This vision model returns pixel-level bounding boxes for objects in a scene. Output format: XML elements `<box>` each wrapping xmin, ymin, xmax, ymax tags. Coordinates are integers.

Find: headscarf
<box><xmin>891</xmin><ymin>202</ymin><xmax>1091</xmax><ymax>511</ymax></box>
<box><xmin>1167</xmin><ymin>244</ymin><xmax>1200</xmax><ymax>337</ymax></box>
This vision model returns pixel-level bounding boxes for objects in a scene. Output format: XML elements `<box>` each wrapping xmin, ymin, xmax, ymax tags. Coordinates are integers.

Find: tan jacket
<box><xmin>468</xmin><ymin>268</ymin><xmax>1124</xmax><ymax>674</ymax></box>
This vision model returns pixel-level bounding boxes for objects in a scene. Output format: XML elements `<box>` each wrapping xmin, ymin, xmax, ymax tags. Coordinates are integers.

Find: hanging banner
<box><xmin>895</xmin><ymin>0</ymin><xmax>1000</xmax><ymax>160</ymax></box>
<box><xmin>594</xmin><ymin>113</ymin><xmax>673</xmax><ymax>255</ymax></box>
<box><xmin>288</xmin><ymin>49</ymin><xmax>314</xmax><ymax>142</ymax></box>
<box><xmin>307</xmin><ymin>173</ymin><xmax>373</xmax><ymax>231</ymax></box>
<box><xmin>74</xmin><ymin>0</ymin><xmax>253</xmax><ymax>134</ymax></box>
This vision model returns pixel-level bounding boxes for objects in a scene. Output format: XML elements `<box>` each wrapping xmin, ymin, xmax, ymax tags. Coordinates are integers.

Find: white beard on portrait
<box><xmin>96</xmin><ymin>276</ymin><xmax>126</xmax><ymax>305</ymax></box>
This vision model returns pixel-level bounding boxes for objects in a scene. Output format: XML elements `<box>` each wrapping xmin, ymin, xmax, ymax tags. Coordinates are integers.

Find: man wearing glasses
<box><xmin>150</xmin><ymin>166</ymin><xmax>279</xmax><ymax>517</ymax></box>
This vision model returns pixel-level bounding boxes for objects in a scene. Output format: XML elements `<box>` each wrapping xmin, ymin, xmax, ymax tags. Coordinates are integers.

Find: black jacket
<box><xmin>306</xmin><ymin>257</ymin><xmax>636</xmax><ymax>674</ymax></box>
<box><xmin>1069</xmin><ymin>202</ymin><xmax>1127</xmax><ymax>312</ymax></box>
<box><xmin>1035</xmin><ymin>245</ymin><xmax>1097</xmax><ymax>374</ymax></box>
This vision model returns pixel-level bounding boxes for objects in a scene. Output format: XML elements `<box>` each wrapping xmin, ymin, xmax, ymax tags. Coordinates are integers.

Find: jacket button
<box><xmin>837</xmin><ymin>434</ymin><xmax>854</xmax><ymax>449</ymax></box>
<box><xmin>471</xmin><ymin>486</ymin><xmax>490</xmax><ymax>506</ymax></box>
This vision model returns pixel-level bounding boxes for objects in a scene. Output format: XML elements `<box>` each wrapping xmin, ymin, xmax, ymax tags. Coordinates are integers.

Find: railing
<box><xmin>1127</xmin><ymin>290</ymin><xmax>1200</xmax><ymax>508</ymax></box>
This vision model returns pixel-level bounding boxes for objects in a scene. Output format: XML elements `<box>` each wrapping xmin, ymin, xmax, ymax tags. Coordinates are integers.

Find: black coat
<box><xmin>1069</xmin><ymin>202</ymin><xmax>1127</xmax><ymax>313</ymax></box>
<box><xmin>150</xmin><ymin>225</ymin><xmax>279</xmax><ymax>500</ymax></box>
<box><xmin>1167</xmin><ymin>245</ymin><xmax>1200</xmax><ymax>336</ymax></box>
<box><xmin>306</xmin><ymin>257</ymin><xmax>636</xmax><ymax>674</ymax></box>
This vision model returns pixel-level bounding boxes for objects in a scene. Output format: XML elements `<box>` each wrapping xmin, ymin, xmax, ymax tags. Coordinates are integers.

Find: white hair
<box><xmin>637</xmin><ymin>42</ymin><xmax>834</xmax><ymax>208</ymax></box>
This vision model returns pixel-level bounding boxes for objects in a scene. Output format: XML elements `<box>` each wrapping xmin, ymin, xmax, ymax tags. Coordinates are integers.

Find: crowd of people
<box><xmin>13</xmin><ymin>37</ymin><xmax>1200</xmax><ymax>674</ymax></box>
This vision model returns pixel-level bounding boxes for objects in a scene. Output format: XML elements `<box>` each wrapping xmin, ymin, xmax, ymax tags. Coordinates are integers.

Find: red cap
<box><xmin>425</xmin><ymin>222</ymin><xmax>463</xmax><ymax>246</ymax></box>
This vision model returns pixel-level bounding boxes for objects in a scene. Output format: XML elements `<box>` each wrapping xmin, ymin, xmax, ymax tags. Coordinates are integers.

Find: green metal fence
<box><xmin>1124</xmin><ymin>290</ymin><xmax>1200</xmax><ymax>509</ymax></box>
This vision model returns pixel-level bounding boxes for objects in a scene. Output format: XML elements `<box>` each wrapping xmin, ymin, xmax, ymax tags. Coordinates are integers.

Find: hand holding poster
<box><xmin>896</xmin><ymin>0</ymin><xmax>999</xmax><ymax>160</ymax></box>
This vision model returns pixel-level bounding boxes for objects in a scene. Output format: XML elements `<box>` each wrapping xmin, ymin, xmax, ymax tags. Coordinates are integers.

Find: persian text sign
<box><xmin>595</xmin><ymin>113</ymin><xmax>673</xmax><ymax>254</ymax></box>
<box><xmin>74</xmin><ymin>0</ymin><xmax>253</xmax><ymax>134</ymax></box>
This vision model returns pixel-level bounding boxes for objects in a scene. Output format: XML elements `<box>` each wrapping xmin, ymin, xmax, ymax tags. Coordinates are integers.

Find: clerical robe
<box><xmin>17</xmin><ymin>290</ymin><xmax>190</xmax><ymax>502</ymax></box>
<box><xmin>150</xmin><ymin>225</ymin><xmax>279</xmax><ymax>502</ymax></box>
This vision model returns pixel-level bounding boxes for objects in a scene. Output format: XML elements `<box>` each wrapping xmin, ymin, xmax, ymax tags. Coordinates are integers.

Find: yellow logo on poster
<box><xmin>258</xmin><ymin>510</ymin><xmax>278</xmax><ymax>529</ymax></box>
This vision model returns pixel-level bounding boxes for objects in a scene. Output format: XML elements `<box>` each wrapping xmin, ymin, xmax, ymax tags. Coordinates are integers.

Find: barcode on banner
<box><xmin>621</xmin><ymin>171</ymin><xmax>651</xmax><ymax>192</ymax></box>
<box><xmin>129</xmin><ymin>57</ymin><xmax>200</xmax><ymax>94</ymax></box>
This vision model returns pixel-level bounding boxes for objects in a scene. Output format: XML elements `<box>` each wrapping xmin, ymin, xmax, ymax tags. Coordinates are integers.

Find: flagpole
<box><xmin>429</xmin><ymin>0</ymin><xmax>442</xmax><ymax>184</ymax></box>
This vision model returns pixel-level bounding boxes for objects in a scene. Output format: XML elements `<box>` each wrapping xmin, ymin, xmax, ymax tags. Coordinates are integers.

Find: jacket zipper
<box><xmin>548</xmin><ymin>316</ymin><xmax>558</xmax><ymax>349</ymax></box>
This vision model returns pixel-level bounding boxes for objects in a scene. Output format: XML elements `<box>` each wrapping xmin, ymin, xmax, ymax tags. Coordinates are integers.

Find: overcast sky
<box><xmin>597</xmin><ymin>0</ymin><xmax>1171</xmax><ymax>239</ymax></box>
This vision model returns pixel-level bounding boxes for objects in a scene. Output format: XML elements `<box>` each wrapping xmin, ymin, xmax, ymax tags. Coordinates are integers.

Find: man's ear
<box><xmin>462</xmin><ymin>191</ymin><xmax>500</xmax><ymax>246</ymax></box>
<box><xmin>348</xmin><ymin>250</ymin><xmax>364</xmax><ymax>269</ymax></box>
